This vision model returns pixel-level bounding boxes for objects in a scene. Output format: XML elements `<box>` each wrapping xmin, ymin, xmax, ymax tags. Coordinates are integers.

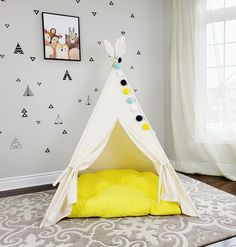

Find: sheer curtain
<box><xmin>171</xmin><ymin>0</ymin><xmax>236</xmax><ymax>181</ymax></box>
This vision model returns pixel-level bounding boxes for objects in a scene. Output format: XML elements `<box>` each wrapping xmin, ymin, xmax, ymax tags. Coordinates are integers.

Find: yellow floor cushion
<box><xmin>68</xmin><ymin>169</ymin><xmax>181</xmax><ymax>218</ymax></box>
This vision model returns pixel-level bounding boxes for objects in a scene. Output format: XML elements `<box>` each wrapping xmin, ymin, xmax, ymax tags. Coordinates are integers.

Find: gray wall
<box><xmin>163</xmin><ymin>0</ymin><xmax>174</xmax><ymax>160</ymax></box>
<box><xmin>0</xmin><ymin>0</ymin><xmax>166</xmax><ymax>179</ymax></box>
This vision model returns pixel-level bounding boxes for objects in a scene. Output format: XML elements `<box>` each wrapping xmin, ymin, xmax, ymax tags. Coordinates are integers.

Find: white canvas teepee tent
<box><xmin>40</xmin><ymin>36</ymin><xmax>198</xmax><ymax>228</ymax></box>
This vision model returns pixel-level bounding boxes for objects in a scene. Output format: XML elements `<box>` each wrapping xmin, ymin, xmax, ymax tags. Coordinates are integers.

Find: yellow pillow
<box><xmin>68</xmin><ymin>169</ymin><xmax>181</xmax><ymax>218</ymax></box>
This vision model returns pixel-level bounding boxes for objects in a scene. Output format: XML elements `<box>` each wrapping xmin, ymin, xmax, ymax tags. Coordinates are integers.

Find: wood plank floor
<box><xmin>0</xmin><ymin>184</ymin><xmax>56</xmax><ymax>198</ymax></box>
<box><xmin>184</xmin><ymin>173</ymin><xmax>236</xmax><ymax>196</ymax></box>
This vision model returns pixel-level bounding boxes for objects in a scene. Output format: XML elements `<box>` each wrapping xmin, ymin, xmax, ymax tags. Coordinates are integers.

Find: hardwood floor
<box><xmin>0</xmin><ymin>184</ymin><xmax>56</xmax><ymax>198</ymax></box>
<box><xmin>184</xmin><ymin>173</ymin><xmax>236</xmax><ymax>196</ymax></box>
<box><xmin>207</xmin><ymin>237</ymin><xmax>236</xmax><ymax>247</ymax></box>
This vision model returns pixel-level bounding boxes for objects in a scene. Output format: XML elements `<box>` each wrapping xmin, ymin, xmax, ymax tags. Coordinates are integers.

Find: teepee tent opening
<box><xmin>87</xmin><ymin>121</ymin><xmax>156</xmax><ymax>173</ymax></box>
<box><xmin>40</xmin><ymin>36</ymin><xmax>199</xmax><ymax>228</ymax></box>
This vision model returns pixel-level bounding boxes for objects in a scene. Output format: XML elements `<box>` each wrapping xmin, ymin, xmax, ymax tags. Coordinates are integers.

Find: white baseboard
<box><xmin>0</xmin><ymin>170</ymin><xmax>63</xmax><ymax>192</ymax></box>
<box><xmin>173</xmin><ymin>160</ymin><xmax>236</xmax><ymax>181</ymax></box>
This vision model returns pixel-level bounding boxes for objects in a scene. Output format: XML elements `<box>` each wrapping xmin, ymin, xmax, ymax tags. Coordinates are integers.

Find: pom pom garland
<box><xmin>120</xmin><ymin>79</ymin><xmax>127</xmax><ymax>86</ymax></box>
<box><xmin>127</xmin><ymin>97</ymin><xmax>134</xmax><ymax>104</ymax></box>
<box><xmin>142</xmin><ymin>123</ymin><xmax>151</xmax><ymax>130</ymax></box>
<box><xmin>130</xmin><ymin>105</ymin><xmax>139</xmax><ymax>113</ymax></box>
<box><xmin>122</xmin><ymin>88</ymin><xmax>130</xmax><ymax>95</ymax></box>
<box><xmin>114</xmin><ymin>63</ymin><xmax>121</xmax><ymax>70</ymax></box>
<box><xmin>136</xmin><ymin>115</ymin><xmax>143</xmax><ymax>122</ymax></box>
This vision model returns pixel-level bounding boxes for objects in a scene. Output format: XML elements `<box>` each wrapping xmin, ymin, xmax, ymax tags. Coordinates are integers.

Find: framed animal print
<box><xmin>42</xmin><ymin>12</ymin><xmax>81</xmax><ymax>61</ymax></box>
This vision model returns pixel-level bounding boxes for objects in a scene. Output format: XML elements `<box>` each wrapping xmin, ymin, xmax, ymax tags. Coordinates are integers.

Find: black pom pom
<box><xmin>120</xmin><ymin>79</ymin><xmax>127</xmax><ymax>86</ymax></box>
<box><xmin>118</xmin><ymin>57</ymin><xmax>122</xmax><ymax>63</ymax></box>
<box><xmin>136</xmin><ymin>115</ymin><xmax>143</xmax><ymax>122</ymax></box>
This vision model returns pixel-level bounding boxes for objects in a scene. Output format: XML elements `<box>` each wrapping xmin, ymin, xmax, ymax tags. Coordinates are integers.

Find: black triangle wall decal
<box><xmin>10</xmin><ymin>138</ymin><xmax>22</xmax><ymax>149</ymax></box>
<box><xmin>14</xmin><ymin>43</ymin><xmax>24</xmax><ymax>54</ymax></box>
<box><xmin>63</xmin><ymin>70</ymin><xmax>72</xmax><ymax>80</ymax></box>
<box><xmin>86</xmin><ymin>95</ymin><xmax>91</xmax><ymax>105</ymax></box>
<box><xmin>23</xmin><ymin>85</ymin><xmax>34</xmax><ymax>96</ymax></box>
<box><xmin>34</xmin><ymin>10</ymin><xmax>39</xmax><ymax>14</ymax></box>
<box><xmin>54</xmin><ymin>114</ymin><xmax>63</xmax><ymax>124</ymax></box>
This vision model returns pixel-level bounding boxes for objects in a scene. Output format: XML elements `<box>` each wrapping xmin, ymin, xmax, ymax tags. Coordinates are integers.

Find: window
<box><xmin>202</xmin><ymin>0</ymin><xmax>236</xmax><ymax>140</ymax></box>
<box><xmin>207</xmin><ymin>0</ymin><xmax>236</xmax><ymax>10</ymax></box>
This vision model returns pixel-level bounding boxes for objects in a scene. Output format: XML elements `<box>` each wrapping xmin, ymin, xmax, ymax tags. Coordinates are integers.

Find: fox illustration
<box><xmin>44</xmin><ymin>28</ymin><xmax>62</xmax><ymax>45</ymax></box>
<box><xmin>44</xmin><ymin>28</ymin><xmax>63</xmax><ymax>58</ymax></box>
<box><xmin>55</xmin><ymin>43</ymin><xmax>69</xmax><ymax>59</ymax></box>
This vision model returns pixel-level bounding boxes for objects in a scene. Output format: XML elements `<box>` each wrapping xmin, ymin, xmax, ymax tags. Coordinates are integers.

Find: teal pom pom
<box><xmin>114</xmin><ymin>63</ymin><xmax>121</xmax><ymax>70</ymax></box>
<box><xmin>127</xmin><ymin>97</ymin><xmax>134</xmax><ymax>104</ymax></box>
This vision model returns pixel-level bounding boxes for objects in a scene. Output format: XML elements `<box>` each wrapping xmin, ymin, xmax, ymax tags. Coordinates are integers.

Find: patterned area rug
<box><xmin>0</xmin><ymin>174</ymin><xmax>236</xmax><ymax>247</ymax></box>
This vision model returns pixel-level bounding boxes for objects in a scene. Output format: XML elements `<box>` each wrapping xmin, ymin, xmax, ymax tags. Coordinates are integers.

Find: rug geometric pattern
<box><xmin>0</xmin><ymin>174</ymin><xmax>236</xmax><ymax>247</ymax></box>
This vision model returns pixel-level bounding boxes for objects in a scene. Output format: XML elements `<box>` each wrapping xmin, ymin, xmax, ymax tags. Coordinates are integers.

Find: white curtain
<box><xmin>171</xmin><ymin>0</ymin><xmax>236</xmax><ymax>181</ymax></box>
